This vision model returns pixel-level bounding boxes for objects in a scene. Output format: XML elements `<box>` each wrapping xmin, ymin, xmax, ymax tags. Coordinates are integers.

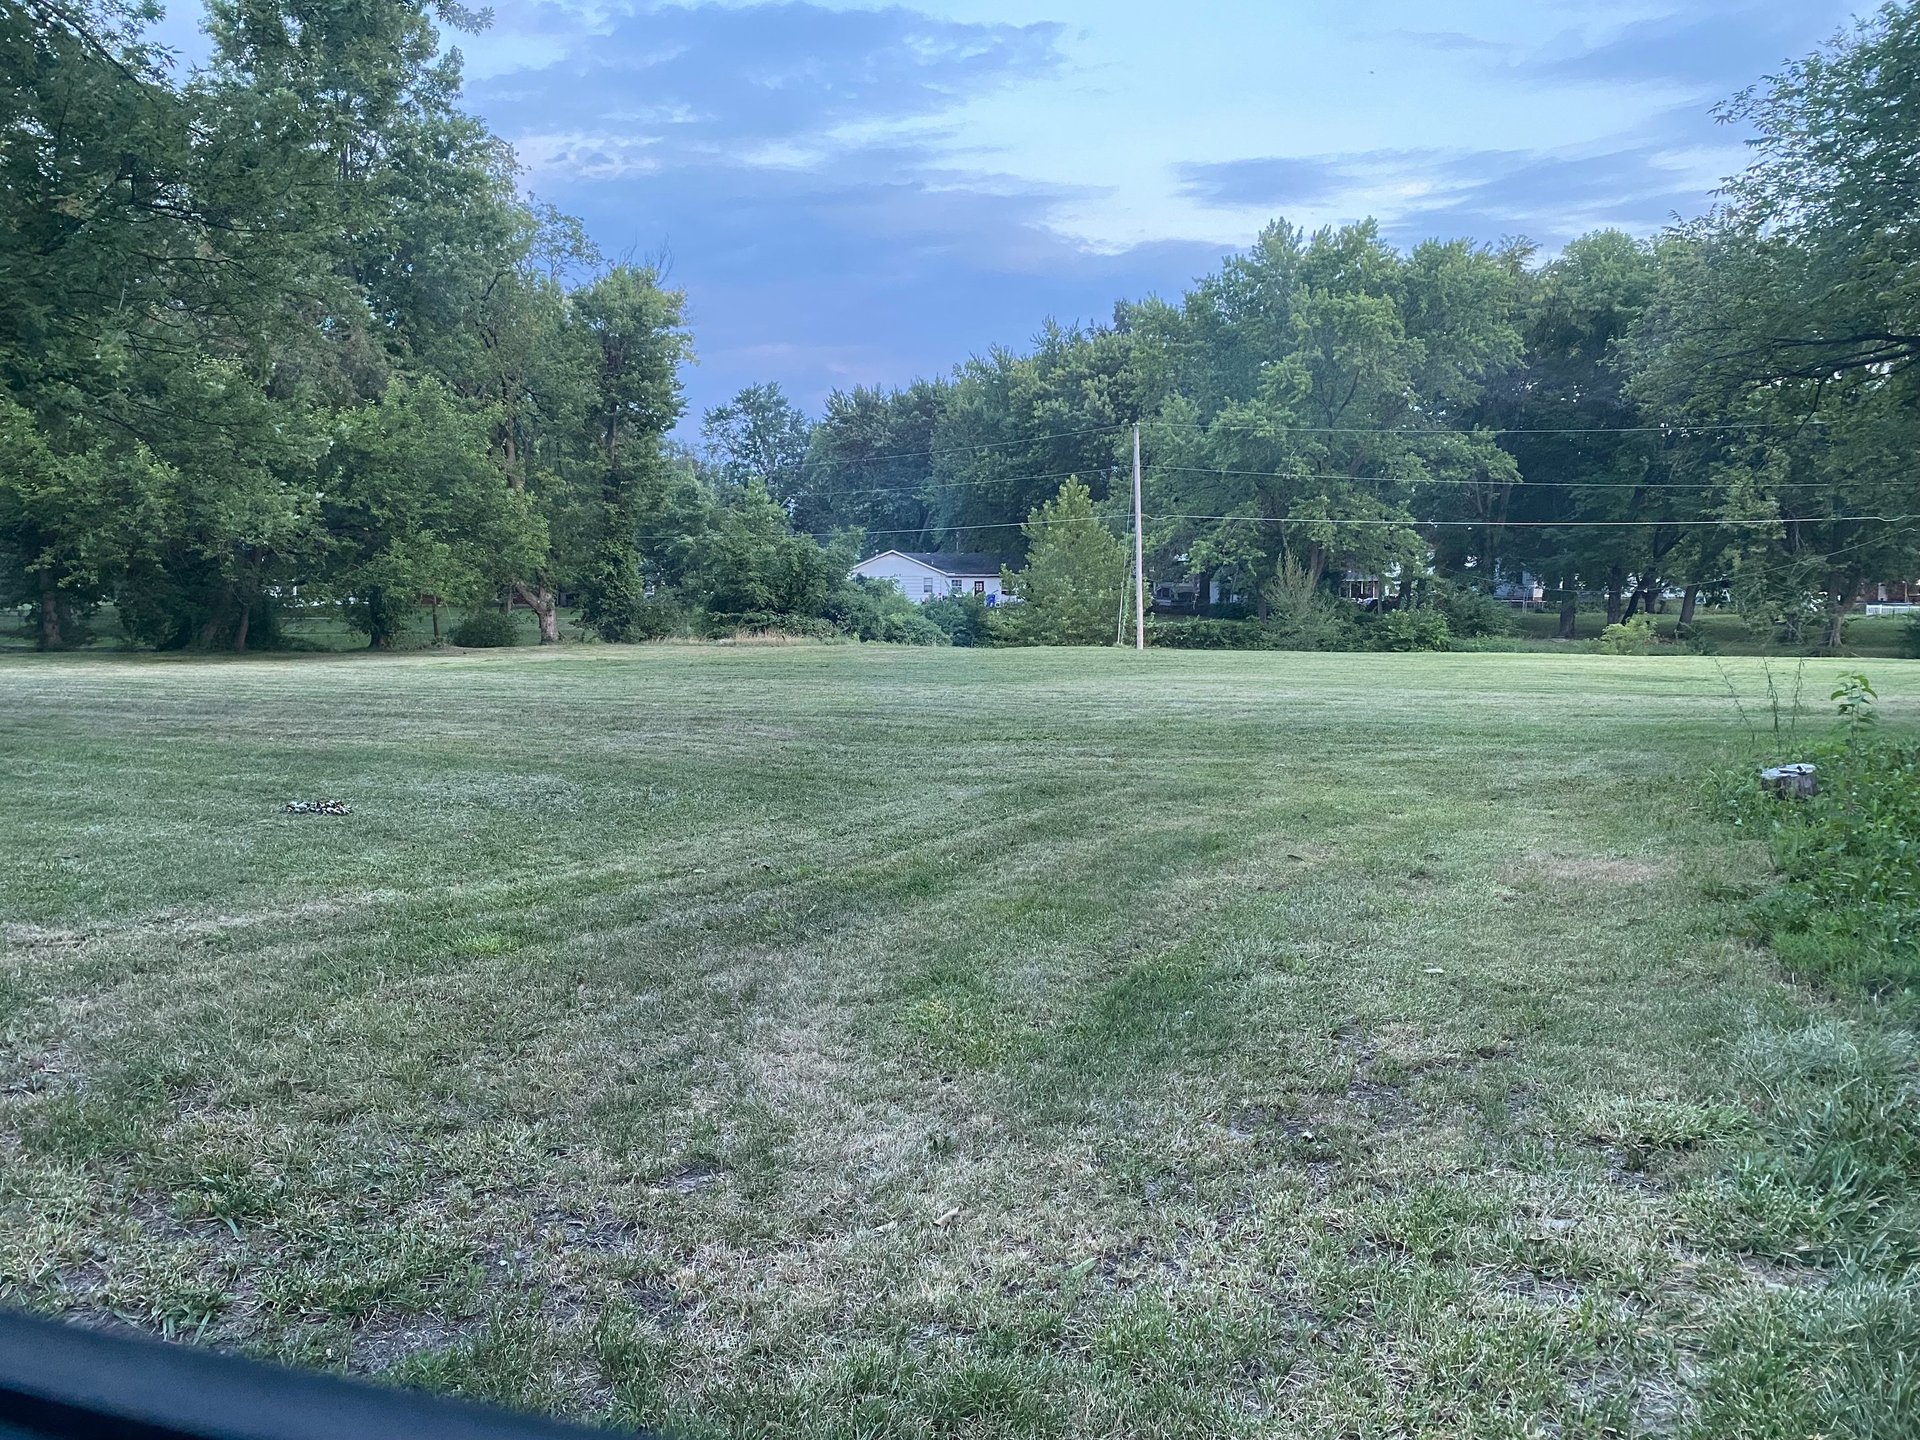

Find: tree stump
<box><xmin>1760</xmin><ymin>763</ymin><xmax>1818</xmax><ymax>799</ymax></box>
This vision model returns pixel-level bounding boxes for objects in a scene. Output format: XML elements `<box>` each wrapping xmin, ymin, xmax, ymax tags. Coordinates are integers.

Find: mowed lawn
<box><xmin>2</xmin><ymin>647</ymin><xmax>1916</xmax><ymax>1438</ymax></box>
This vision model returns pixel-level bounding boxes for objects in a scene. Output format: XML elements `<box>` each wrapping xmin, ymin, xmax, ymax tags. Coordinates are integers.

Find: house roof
<box><xmin>865</xmin><ymin>550</ymin><xmax>1014</xmax><ymax>577</ymax></box>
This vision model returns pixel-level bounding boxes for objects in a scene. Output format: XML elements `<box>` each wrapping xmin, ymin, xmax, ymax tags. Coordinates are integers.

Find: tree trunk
<box><xmin>233</xmin><ymin>605</ymin><xmax>250</xmax><ymax>654</ymax></box>
<box><xmin>1556</xmin><ymin>573</ymin><xmax>1578</xmax><ymax>639</ymax></box>
<box><xmin>515</xmin><ymin>583</ymin><xmax>559</xmax><ymax>644</ymax></box>
<box><xmin>431</xmin><ymin>599</ymin><xmax>441</xmax><ymax>644</ymax></box>
<box><xmin>1623</xmin><ymin>579</ymin><xmax>1653</xmax><ymax>621</ymax></box>
<box><xmin>1679</xmin><ymin>584</ymin><xmax>1698</xmax><ymax>627</ymax></box>
<box><xmin>196</xmin><ymin>602</ymin><xmax>229</xmax><ymax>650</ymax></box>
<box><xmin>1604</xmin><ymin>567</ymin><xmax>1625</xmax><ymax>626</ymax></box>
<box><xmin>1821</xmin><ymin>579</ymin><xmax>1861</xmax><ymax>650</ymax></box>
<box><xmin>36</xmin><ymin>577</ymin><xmax>64</xmax><ymax>651</ymax></box>
<box><xmin>366</xmin><ymin>588</ymin><xmax>393</xmax><ymax>650</ymax></box>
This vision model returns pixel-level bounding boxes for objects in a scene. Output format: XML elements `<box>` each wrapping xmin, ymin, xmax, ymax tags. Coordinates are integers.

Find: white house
<box><xmin>848</xmin><ymin>551</ymin><xmax>1014</xmax><ymax>605</ymax></box>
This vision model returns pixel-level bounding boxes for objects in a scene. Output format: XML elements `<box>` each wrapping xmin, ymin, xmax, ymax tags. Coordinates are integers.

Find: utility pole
<box><xmin>1132</xmin><ymin>423</ymin><xmax>1146</xmax><ymax>650</ymax></box>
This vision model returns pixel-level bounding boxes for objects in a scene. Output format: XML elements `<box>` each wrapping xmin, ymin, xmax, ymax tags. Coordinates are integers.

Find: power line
<box><xmin>818</xmin><ymin>466</ymin><xmax>1118</xmax><ymax>502</ymax></box>
<box><xmin>730</xmin><ymin>415</ymin><xmax>1830</xmax><ymax>489</ymax></box>
<box><xmin>817</xmin><ymin>513</ymin><xmax>1919</xmax><ymax>541</ymax></box>
<box><xmin>1148</xmin><ymin>466</ymin><xmax>1868</xmax><ymax>491</ymax></box>
<box><xmin>1146</xmin><ymin>418</ymin><xmax>1828</xmax><ymax>437</ymax></box>
<box><xmin>1148</xmin><ymin>514</ymin><xmax>1917</xmax><ymax>528</ymax></box>
<box><xmin>759</xmin><ymin>423</ymin><xmax>1128</xmax><ymax>480</ymax></box>
<box><xmin>755</xmin><ymin>460</ymin><xmax>1879</xmax><ymax>509</ymax></box>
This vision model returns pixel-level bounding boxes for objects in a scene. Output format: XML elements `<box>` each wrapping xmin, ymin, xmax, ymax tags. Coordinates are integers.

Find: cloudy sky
<box><xmin>159</xmin><ymin>1</ymin><xmax>1865</xmax><ymax>424</ymax></box>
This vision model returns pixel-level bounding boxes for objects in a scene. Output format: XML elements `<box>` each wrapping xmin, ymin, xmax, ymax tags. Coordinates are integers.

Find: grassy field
<box><xmin>1508</xmin><ymin>608</ymin><xmax>1916</xmax><ymax>657</ymax></box>
<box><xmin>2</xmin><ymin>646</ymin><xmax>1916</xmax><ymax>1438</ymax></box>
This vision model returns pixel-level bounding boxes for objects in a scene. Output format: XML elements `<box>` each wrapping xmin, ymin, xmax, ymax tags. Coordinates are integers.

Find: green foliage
<box><xmin>701</xmin><ymin>383</ymin><xmax>812</xmax><ymax>496</ymax></box>
<box><xmin>448</xmin><ymin>609</ymin><xmax>518</xmax><ymax>647</ymax></box>
<box><xmin>1904</xmin><ymin>613</ymin><xmax>1920</xmax><ymax>658</ymax></box>
<box><xmin>715</xmin><ymin>613</ymin><xmax>843</xmax><ymax>642</ymax></box>
<box><xmin>570</xmin><ymin>266</ymin><xmax>696</xmax><ymax>643</ymax></box>
<box><xmin>1597</xmin><ymin>614</ymin><xmax>1657</xmax><ymax>655</ymax></box>
<box><xmin>1260</xmin><ymin>556</ymin><xmax>1354</xmax><ymax>650</ymax></box>
<box><xmin>321</xmin><ymin>378</ymin><xmax>543</xmax><ymax>648</ymax></box>
<box><xmin>1356</xmin><ymin>608</ymin><xmax>1452</xmax><ymax>652</ymax></box>
<box><xmin>696</xmin><ymin>484</ymin><xmax>836</xmax><ymax>624</ymax></box>
<box><xmin>1145</xmin><ymin>618</ymin><xmax>1288</xmax><ymax>650</ymax></box>
<box><xmin>826</xmin><ymin>579</ymin><xmax>952</xmax><ymax>645</ymax></box>
<box><xmin>917</xmin><ymin>593</ymin><xmax>990</xmax><ymax>647</ymax></box>
<box><xmin>621</xmin><ymin>590</ymin><xmax>693</xmax><ymax>642</ymax></box>
<box><xmin>1427</xmin><ymin>580</ymin><xmax>1516</xmax><ymax>639</ymax></box>
<box><xmin>998</xmin><ymin>480</ymin><xmax>1128</xmax><ymax>646</ymax></box>
<box><xmin>1830</xmin><ymin>671</ymin><xmax>1878</xmax><ymax>740</ymax></box>
<box><xmin>1750</xmin><ymin>736</ymin><xmax>1920</xmax><ymax>993</ymax></box>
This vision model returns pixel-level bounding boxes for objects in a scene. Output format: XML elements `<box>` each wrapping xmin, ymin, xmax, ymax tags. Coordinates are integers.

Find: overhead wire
<box><xmin>1144</xmin><ymin>417</ymin><xmax>1829</xmax><ymax>437</ymax></box>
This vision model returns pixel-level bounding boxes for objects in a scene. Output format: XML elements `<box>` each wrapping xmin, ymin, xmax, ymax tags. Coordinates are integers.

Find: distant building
<box><xmin>848</xmin><ymin>551</ymin><xmax>1015</xmax><ymax>605</ymax></box>
<box><xmin>1492</xmin><ymin>570</ymin><xmax>1547</xmax><ymax>609</ymax></box>
<box><xmin>1862</xmin><ymin>579</ymin><xmax>1919</xmax><ymax>614</ymax></box>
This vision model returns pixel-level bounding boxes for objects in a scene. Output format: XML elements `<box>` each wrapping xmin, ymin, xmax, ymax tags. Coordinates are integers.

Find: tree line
<box><xmin>6</xmin><ymin>1</ymin><xmax>1918</xmax><ymax>651</ymax></box>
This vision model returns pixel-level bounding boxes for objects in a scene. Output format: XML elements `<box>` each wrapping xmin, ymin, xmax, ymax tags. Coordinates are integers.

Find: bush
<box><xmin>920</xmin><ymin>594</ymin><xmax>991</xmax><ymax>647</ymax></box>
<box><xmin>710</xmin><ymin>611</ymin><xmax>845</xmax><ymax>641</ymax></box>
<box><xmin>1430</xmin><ymin>581</ymin><xmax>1516</xmax><ymax>639</ymax></box>
<box><xmin>1147</xmin><ymin>618</ymin><xmax>1287</xmax><ymax>650</ymax></box>
<box><xmin>893</xmin><ymin>611</ymin><xmax>949</xmax><ymax>645</ymax></box>
<box><xmin>1262</xmin><ymin>559</ymin><xmax>1354</xmax><ymax>650</ymax></box>
<box><xmin>1597</xmin><ymin>613</ymin><xmax>1657</xmax><ymax>655</ymax></box>
<box><xmin>1750</xmin><ymin>735</ymin><xmax>1920</xmax><ymax>993</ymax></box>
<box><xmin>823</xmin><ymin>578</ymin><xmax>953</xmax><ymax>645</ymax></box>
<box><xmin>1673</xmin><ymin>621</ymin><xmax>1718</xmax><ymax>655</ymax></box>
<box><xmin>1903</xmin><ymin>613</ymin><xmax>1920</xmax><ymax>658</ymax></box>
<box><xmin>587</xmin><ymin>588</ymin><xmax>691</xmax><ymax>643</ymax></box>
<box><xmin>1356</xmin><ymin>608</ymin><xmax>1452</xmax><ymax>652</ymax></box>
<box><xmin>450</xmin><ymin>609</ymin><xmax>519</xmax><ymax>647</ymax></box>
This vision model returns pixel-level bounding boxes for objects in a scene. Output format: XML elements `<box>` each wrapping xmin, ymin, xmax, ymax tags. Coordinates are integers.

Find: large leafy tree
<box><xmin>701</xmin><ymin>382</ymin><xmax>812</xmax><ymax>500</ymax></box>
<box><xmin>568</xmin><ymin>265</ymin><xmax>696</xmax><ymax>643</ymax></box>
<box><xmin>1141</xmin><ymin>223</ymin><xmax>1521</xmax><ymax>615</ymax></box>
<box><xmin>696</xmin><ymin>483</ymin><xmax>835</xmax><ymax>620</ymax></box>
<box><xmin>926</xmin><ymin>321</ymin><xmax>1139</xmax><ymax>554</ymax></box>
<box><xmin>1624</xmin><ymin>2</ymin><xmax>1920</xmax><ymax>645</ymax></box>
<box><xmin>797</xmin><ymin>381</ymin><xmax>946</xmax><ymax>545</ymax></box>
<box><xmin>319</xmin><ymin>378</ymin><xmax>543</xmax><ymax>647</ymax></box>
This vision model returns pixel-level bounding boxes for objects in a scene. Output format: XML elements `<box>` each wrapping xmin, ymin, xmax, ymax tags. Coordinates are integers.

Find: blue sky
<box><xmin>155</xmin><ymin>1</ymin><xmax>1864</xmax><ymax>424</ymax></box>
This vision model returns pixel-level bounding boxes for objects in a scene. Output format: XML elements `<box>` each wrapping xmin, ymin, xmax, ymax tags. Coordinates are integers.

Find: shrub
<box><xmin>1597</xmin><ymin>614</ymin><xmax>1657</xmax><ymax>655</ymax></box>
<box><xmin>591</xmin><ymin>591</ymin><xmax>698</xmax><ymax>648</ymax></box>
<box><xmin>920</xmin><ymin>594</ymin><xmax>990</xmax><ymax>647</ymax></box>
<box><xmin>712</xmin><ymin>612</ymin><xmax>844</xmax><ymax>641</ymax></box>
<box><xmin>1430</xmin><ymin>581</ymin><xmax>1516</xmax><ymax>639</ymax></box>
<box><xmin>449</xmin><ymin>609</ymin><xmax>519</xmax><ymax>647</ymax></box>
<box><xmin>1752</xmin><ymin>735</ymin><xmax>1920</xmax><ymax>992</ymax></box>
<box><xmin>894</xmin><ymin>611</ymin><xmax>949</xmax><ymax>645</ymax></box>
<box><xmin>824</xmin><ymin>578</ymin><xmax>954</xmax><ymax>645</ymax></box>
<box><xmin>1357</xmin><ymin>608</ymin><xmax>1452</xmax><ymax>652</ymax></box>
<box><xmin>1903</xmin><ymin>613</ymin><xmax>1920</xmax><ymax>658</ymax></box>
<box><xmin>1261</xmin><ymin>559</ymin><xmax>1355</xmax><ymax>650</ymax></box>
<box><xmin>1674</xmin><ymin>621</ymin><xmax>1718</xmax><ymax>655</ymax></box>
<box><xmin>1146</xmin><ymin>618</ymin><xmax>1287</xmax><ymax>650</ymax></box>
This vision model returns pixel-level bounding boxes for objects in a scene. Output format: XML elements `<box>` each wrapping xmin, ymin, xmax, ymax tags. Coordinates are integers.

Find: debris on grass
<box><xmin>283</xmin><ymin>800</ymin><xmax>352</xmax><ymax>815</ymax></box>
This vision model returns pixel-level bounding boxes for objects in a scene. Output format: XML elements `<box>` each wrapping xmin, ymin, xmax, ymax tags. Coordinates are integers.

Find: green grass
<box><xmin>2</xmin><ymin>646</ymin><xmax>1917</xmax><ymax>1438</ymax></box>
<box><xmin>1510</xmin><ymin>607</ymin><xmax>1915</xmax><ymax>657</ymax></box>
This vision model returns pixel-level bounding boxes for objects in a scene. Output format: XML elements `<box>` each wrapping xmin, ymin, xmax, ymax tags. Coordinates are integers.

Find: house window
<box><xmin>974</xmin><ymin>580</ymin><xmax>986</xmax><ymax>596</ymax></box>
<box><xmin>950</xmin><ymin>579</ymin><xmax>963</xmax><ymax>595</ymax></box>
<box><xmin>922</xmin><ymin>580</ymin><xmax>934</xmax><ymax>596</ymax></box>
